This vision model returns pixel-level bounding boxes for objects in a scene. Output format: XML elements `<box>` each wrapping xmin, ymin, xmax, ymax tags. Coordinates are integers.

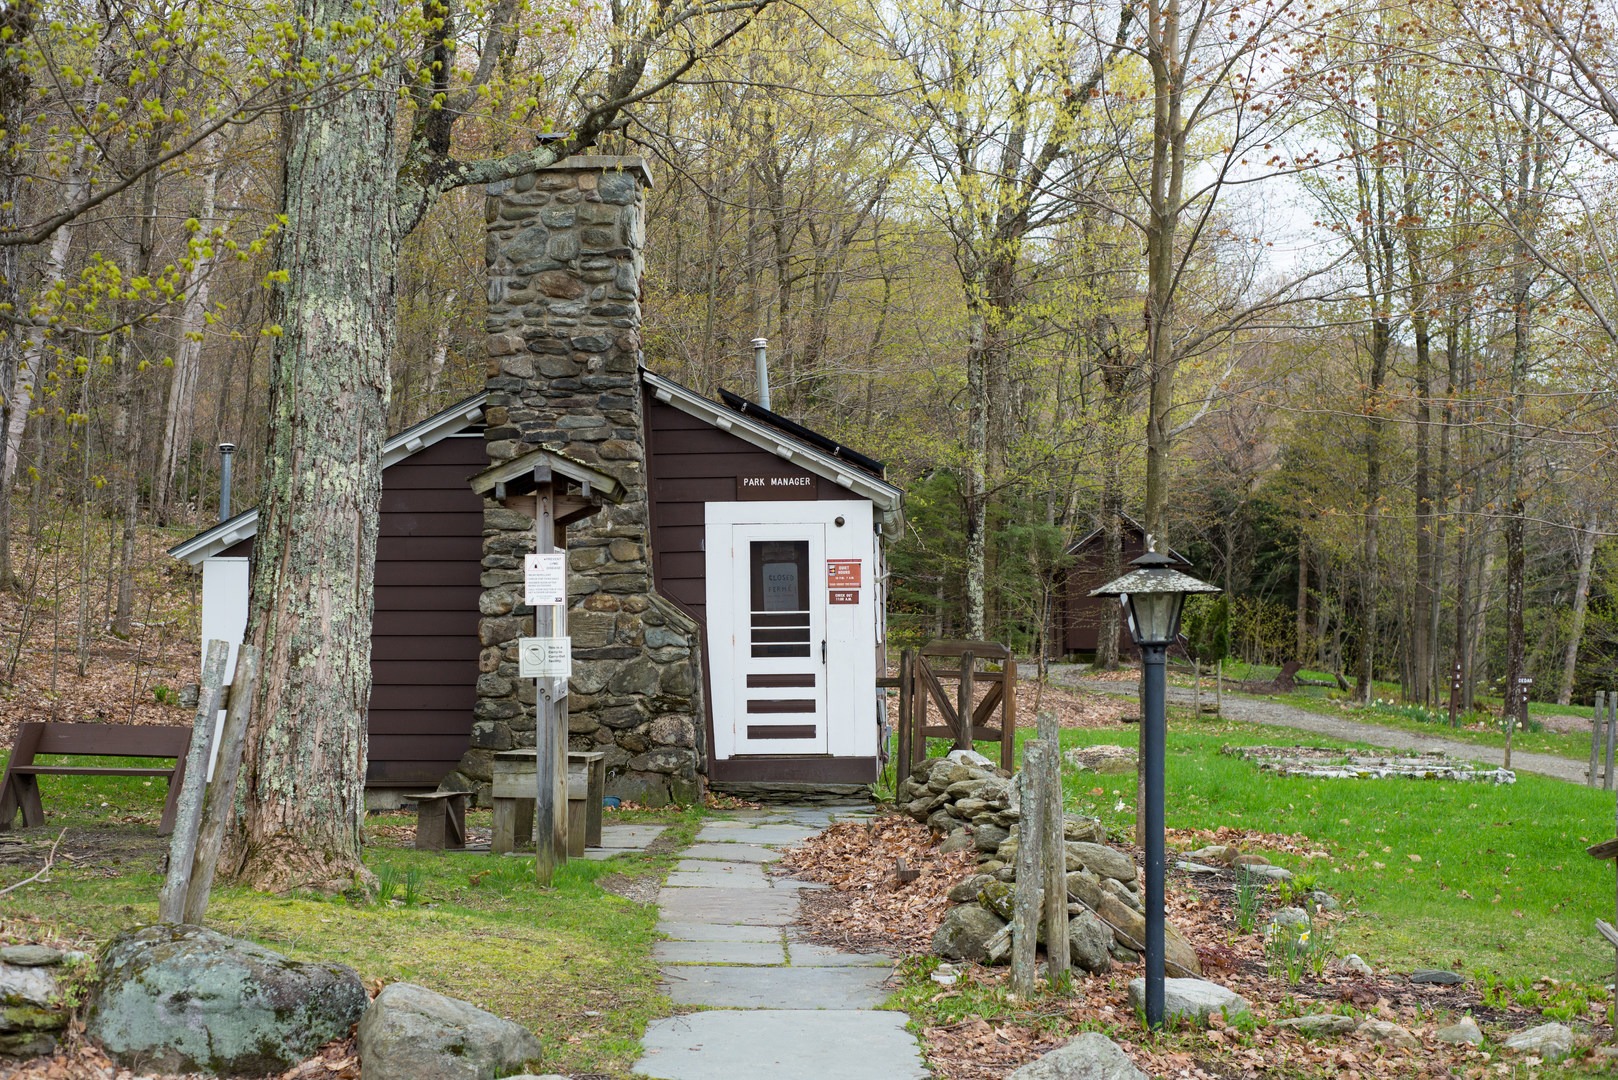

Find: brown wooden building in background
<box><xmin>1057</xmin><ymin>516</ymin><xmax>1190</xmax><ymax>658</ymax></box>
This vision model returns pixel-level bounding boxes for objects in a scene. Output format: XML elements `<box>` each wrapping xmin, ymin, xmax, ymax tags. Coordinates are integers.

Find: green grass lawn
<box><xmin>0</xmin><ymin>761</ymin><xmax>697</xmax><ymax>1076</ymax></box>
<box><xmin>1043</xmin><ymin>714</ymin><xmax>1618</xmax><ymax>992</ymax></box>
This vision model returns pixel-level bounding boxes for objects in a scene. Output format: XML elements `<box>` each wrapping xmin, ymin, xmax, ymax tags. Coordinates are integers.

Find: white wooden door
<box><xmin>713</xmin><ymin>522</ymin><xmax>829</xmax><ymax>754</ymax></box>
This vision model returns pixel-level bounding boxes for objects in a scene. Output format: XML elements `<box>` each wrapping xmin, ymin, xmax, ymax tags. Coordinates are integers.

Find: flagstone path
<box><xmin>634</xmin><ymin>807</ymin><xmax>930</xmax><ymax>1080</ymax></box>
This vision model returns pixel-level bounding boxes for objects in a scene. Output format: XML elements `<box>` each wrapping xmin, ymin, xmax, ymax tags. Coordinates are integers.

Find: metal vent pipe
<box><xmin>751</xmin><ymin>337</ymin><xmax>771</xmax><ymax>410</ymax></box>
<box><xmin>218</xmin><ymin>443</ymin><xmax>237</xmax><ymax>522</ymax></box>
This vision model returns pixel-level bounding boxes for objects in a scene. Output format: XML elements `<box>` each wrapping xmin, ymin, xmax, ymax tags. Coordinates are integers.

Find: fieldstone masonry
<box><xmin>447</xmin><ymin>155</ymin><xmax>704</xmax><ymax>807</ymax></box>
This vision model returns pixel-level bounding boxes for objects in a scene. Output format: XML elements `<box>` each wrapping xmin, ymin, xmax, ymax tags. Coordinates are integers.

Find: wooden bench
<box><xmin>407</xmin><ymin>791</ymin><xmax>468</xmax><ymax>851</ymax></box>
<box><xmin>490</xmin><ymin>749</ymin><xmax>607</xmax><ymax>857</ymax></box>
<box><xmin>0</xmin><ymin>721</ymin><xmax>194</xmax><ymax>835</ymax></box>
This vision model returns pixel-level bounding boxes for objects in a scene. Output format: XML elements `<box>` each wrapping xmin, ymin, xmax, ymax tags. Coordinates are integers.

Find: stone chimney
<box><xmin>455</xmin><ymin>155</ymin><xmax>704</xmax><ymax>806</ymax></box>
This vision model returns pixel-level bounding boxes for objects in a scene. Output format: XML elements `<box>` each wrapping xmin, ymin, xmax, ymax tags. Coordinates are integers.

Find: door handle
<box><xmin>821</xmin><ymin>640</ymin><xmax>827</xmax><ymax>663</ymax></box>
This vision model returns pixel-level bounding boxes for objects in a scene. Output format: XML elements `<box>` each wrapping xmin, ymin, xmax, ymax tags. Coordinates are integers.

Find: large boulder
<box><xmin>1065</xmin><ymin>842</ymin><xmax>1135</xmax><ymax>883</ymax></box>
<box><xmin>87</xmin><ymin>925</ymin><xmax>367</xmax><ymax>1077</ymax></box>
<box><xmin>1095</xmin><ymin>893</ymin><xmax>1200</xmax><ymax>977</ymax></box>
<box><xmin>1008</xmin><ymin>1032</ymin><xmax>1147</xmax><ymax>1079</ymax></box>
<box><xmin>358</xmin><ymin>982</ymin><xmax>543</xmax><ymax>1080</ymax></box>
<box><xmin>1501</xmin><ymin>1022</ymin><xmax>1574</xmax><ymax>1063</ymax></box>
<box><xmin>933</xmin><ymin>905</ymin><xmax>1008</xmax><ymax>963</ymax></box>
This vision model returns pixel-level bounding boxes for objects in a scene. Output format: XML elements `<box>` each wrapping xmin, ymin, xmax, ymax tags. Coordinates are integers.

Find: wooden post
<box><xmin>532</xmin><ymin>465</ymin><xmax>568</xmax><ymax>884</ymax></box>
<box><xmin>183</xmin><ymin>644</ymin><xmax>260</xmax><ymax>924</ymax></box>
<box><xmin>1011</xmin><ymin>741</ymin><xmax>1045</xmax><ymax>999</ymax></box>
<box><xmin>1038</xmin><ymin>712</ymin><xmax>1069</xmax><ymax>984</ymax></box>
<box><xmin>1598</xmin><ymin>693</ymin><xmax>1611</xmax><ymax>793</ymax></box>
<box><xmin>1191</xmin><ymin>659</ymin><xmax>1201</xmax><ymax>719</ymax></box>
<box><xmin>897</xmin><ymin>648</ymin><xmax>913</xmax><ymax>786</ymax></box>
<box><xmin>1000</xmin><ymin>655</ymin><xmax>1018</xmax><ymax>772</ymax></box>
<box><xmin>956</xmin><ymin>650</ymin><xmax>975</xmax><ymax>750</ymax></box>
<box><xmin>1215</xmin><ymin>658</ymin><xmax>1223</xmax><ymax>718</ymax></box>
<box><xmin>911</xmin><ymin>653</ymin><xmax>927</xmax><ymax>773</ymax></box>
<box><xmin>1592</xmin><ymin>691</ymin><xmax>1605</xmax><ymax>788</ymax></box>
<box><xmin>158</xmin><ymin>640</ymin><xmax>229</xmax><ymax>923</ymax></box>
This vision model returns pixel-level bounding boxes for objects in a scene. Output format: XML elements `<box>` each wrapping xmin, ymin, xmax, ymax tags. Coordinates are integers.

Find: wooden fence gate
<box><xmin>892</xmin><ymin>640</ymin><xmax>1018</xmax><ymax>784</ymax></box>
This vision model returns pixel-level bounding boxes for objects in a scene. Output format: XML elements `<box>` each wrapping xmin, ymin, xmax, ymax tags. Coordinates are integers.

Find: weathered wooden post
<box><xmin>183</xmin><ymin>643</ymin><xmax>261</xmax><ymax>924</ymax></box>
<box><xmin>897</xmin><ymin>648</ymin><xmax>914</xmax><ymax>785</ymax></box>
<box><xmin>1038</xmin><ymin>711</ymin><xmax>1068</xmax><ymax>984</ymax></box>
<box><xmin>1011</xmin><ymin>741</ymin><xmax>1045</xmax><ymax>999</ymax></box>
<box><xmin>1449</xmin><ymin>661</ymin><xmax>1462</xmax><ymax>728</ymax></box>
<box><xmin>956</xmin><ymin>650</ymin><xmax>975</xmax><ymax>750</ymax></box>
<box><xmin>1598</xmin><ymin>693</ymin><xmax>1611</xmax><ymax>793</ymax></box>
<box><xmin>158</xmin><ymin>640</ymin><xmax>229</xmax><ymax>923</ymax></box>
<box><xmin>528</xmin><ymin>461</ymin><xmax>569</xmax><ymax>882</ymax></box>
<box><xmin>1592</xmin><ymin>692</ymin><xmax>1605</xmax><ymax>788</ymax></box>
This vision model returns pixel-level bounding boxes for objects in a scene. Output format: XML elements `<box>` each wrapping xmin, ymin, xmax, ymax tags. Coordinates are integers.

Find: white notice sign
<box><xmin>518</xmin><ymin>636</ymin><xmax>572</xmax><ymax>678</ymax></box>
<box><xmin>524</xmin><ymin>553</ymin><xmax>567</xmax><ymax>606</ymax></box>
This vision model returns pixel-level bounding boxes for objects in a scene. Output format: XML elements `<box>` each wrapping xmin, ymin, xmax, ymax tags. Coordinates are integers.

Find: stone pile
<box><xmin>901</xmin><ymin>751</ymin><xmax>1201</xmax><ymax>977</ymax></box>
<box><xmin>0</xmin><ymin>944</ymin><xmax>79</xmax><ymax>1058</ymax></box>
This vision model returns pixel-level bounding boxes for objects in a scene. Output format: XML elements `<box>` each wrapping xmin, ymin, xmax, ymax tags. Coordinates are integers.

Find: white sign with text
<box><xmin>524</xmin><ymin>553</ymin><xmax>568</xmax><ymax>607</ymax></box>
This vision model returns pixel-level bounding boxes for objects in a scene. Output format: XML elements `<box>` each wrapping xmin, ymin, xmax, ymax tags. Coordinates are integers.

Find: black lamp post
<box><xmin>1091</xmin><ymin>550</ymin><xmax>1219</xmax><ymax>1027</ymax></box>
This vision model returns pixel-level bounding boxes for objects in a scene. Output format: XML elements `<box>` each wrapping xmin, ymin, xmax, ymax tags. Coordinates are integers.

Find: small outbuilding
<box><xmin>170</xmin><ymin>150</ymin><xmax>903</xmax><ymax>804</ymax></box>
<box><xmin>1057</xmin><ymin>516</ymin><xmax>1190</xmax><ymax>659</ymax></box>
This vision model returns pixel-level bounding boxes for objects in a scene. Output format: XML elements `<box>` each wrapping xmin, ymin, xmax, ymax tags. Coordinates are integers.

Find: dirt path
<box><xmin>1053</xmin><ymin>668</ymin><xmax>1592</xmax><ymax>786</ymax></box>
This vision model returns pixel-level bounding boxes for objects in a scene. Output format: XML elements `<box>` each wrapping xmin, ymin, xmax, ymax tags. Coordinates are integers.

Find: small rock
<box><xmin>1096</xmin><ymin>893</ymin><xmax>1200</xmax><ymax>977</ymax></box>
<box><xmin>1409</xmin><ymin>969</ymin><xmax>1464</xmax><ymax>985</ymax></box>
<box><xmin>1175</xmin><ymin>861</ymin><xmax>1222</xmax><ymax>874</ymax></box>
<box><xmin>978</xmin><ymin>880</ymin><xmax>1019</xmax><ymax>921</ymax></box>
<box><xmin>1065</xmin><ymin>869</ymin><xmax>1104</xmax><ymax>911</ymax></box>
<box><xmin>995</xmin><ymin>865</ymin><xmax>1018</xmax><ymax>882</ymax></box>
<box><xmin>978</xmin><ymin>859</ymin><xmax>1005</xmax><ymax>874</ymax></box>
<box><xmin>1008</xmin><ymin>1031</ymin><xmax>1147</xmax><ymax>1079</ymax></box>
<box><xmin>1268</xmin><ymin>907</ymin><xmax>1310</xmax><ymax>932</ymax></box>
<box><xmin>973</xmin><ymin>824</ymin><xmax>1011</xmax><ymax>853</ymax></box>
<box><xmin>1271</xmin><ymin>1014</ymin><xmax>1358</xmax><ymax>1035</ymax></box>
<box><xmin>1434</xmin><ymin>1016</ymin><xmax>1484</xmax><ymax>1045</ymax></box>
<box><xmin>928</xmin><ymin>809</ymin><xmax>963</xmax><ymax>834</ymax></box>
<box><xmin>933</xmin><ymin>904</ymin><xmax>1008</xmax><ymax>963</ymax></box>
<box><xmin>1126</xmin><ymin>977</ymin><xmax>1249</xmax><ymax>1024</ymax></box>
<box><xmin>1101</xmin><ymin>877</ymin><xmax>1143</xmax><ymax>914</ymax></box>
<box><xmin>1062</xmin><ymin>815</ymin><xmax>1106</xmax><ymax>843</ymax></box>
<box><xmin>358</xmin><ymin>982</ymin><xmax>543</xmax><ymax>1080</ymax></box>
<box><xmin>946</xmin><ymin>748</ymin><xmax>996</xmax><ymax>769</ymax></box>
<box><xmin>1239</xmin><ymin>864</ymin><xmax>1294</xmax><ymax>884</ymax></box>
<box><xmin>939</xmin><ymin>829</ymin><xmax>975</xmax><ymax>854</ymax></box>
<box><xmin>1501</xmin><ymin>1022</ymin><xmax>1574</xmax><ymax>1062</ymax></box>
<box><xmin>1309</xmin><ymin>890</ymin><xmax>1339</xmax><ymax>912</ymax></box>
<box><xmin>1231</xmin><ymin>853</ymin><xmax>1272</xmax><ymax>867</ymax></box>
<box><xmin>0</xmin><ymin>946</ymin><xmax>64</xmax><ymax>968</ymax></box>
<box><xmin>1109</xmin><ymin>943</ymin><xmax>1140</xmax><ymax>963</ymax></box>
<box><xmin>948</xmin><ymin>874</ymin><xmax>996</xmax><ymax>903</ymax></box>
<box><xmin>1065</xmin><ymin>842</ymin><xmax>1136</xmax><ymax>882</ymax></box>
<box><xmin>1063</xmin><ymin>745</ymin><xmax>1138</xmax><ymax>775</ymax></box>
<box><xmin>0</xmin><ymin>962</ymin><xmax>65</xmax><ymax>1008</ymax></box>
<box><xmin>1067</xmin><ymin>910</ymin><xmax>1112</xmax><ymax>973</ymax></box>
<box><xmin>1356</xmin><ymin>1019</ymin><xmax>1419</xmax><ymax>1050</ymax></box>
<box><xmin>1338</xmin><ymin>954</ymin><xmax>1373</xmax><ymax>976</ymax></box>
<box><xmin>1184</xmin><ymin>845</ymin><xmax>1236</xmax><ymax>865</ymax></box>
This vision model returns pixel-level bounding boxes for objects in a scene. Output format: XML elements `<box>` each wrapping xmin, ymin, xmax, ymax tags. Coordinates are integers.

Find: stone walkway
<box><xmin>634</xmin><ymin>807</ymin><xmax>929</xmax><ymax>1080</ymax></box>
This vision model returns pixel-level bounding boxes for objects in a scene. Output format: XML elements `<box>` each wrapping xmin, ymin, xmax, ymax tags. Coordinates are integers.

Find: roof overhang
<box><xmin>469</xmin><ymin>446</ymin><xmax>624</xmax><ymax>503</ymax></box>
<box><xmin>168</xmin><ymin>393</ymin><xmax>489</xmax><ymax>565</ymax></box>
<box><xmin>642</xmin><ymin>369</ymin><xmax>904</xmax><ymax>538</ymax></box>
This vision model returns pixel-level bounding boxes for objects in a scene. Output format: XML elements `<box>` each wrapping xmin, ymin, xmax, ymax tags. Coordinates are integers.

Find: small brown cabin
<box><xmin>1057</xmin><ymin>516</ymin><xmax>1190</xmax><ymax>658</ymax></box>
<box><xmin>169</xmin><ymin>371</ymin><xmax>903</xmax><ymax>797</ymax></box>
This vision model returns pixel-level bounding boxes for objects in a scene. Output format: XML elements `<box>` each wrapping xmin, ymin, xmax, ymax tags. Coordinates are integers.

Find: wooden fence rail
<box><xmin>894</xmin><ymin>640</ymin><xmax>1017</xmax><ymax>784</ymax></box>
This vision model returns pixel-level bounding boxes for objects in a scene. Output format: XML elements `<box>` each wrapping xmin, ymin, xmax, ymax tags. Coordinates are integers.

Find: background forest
<box><xmin>3</xmin><ymin>0</ymin><xmax>1618</xmax><ymax>714</ymax></box>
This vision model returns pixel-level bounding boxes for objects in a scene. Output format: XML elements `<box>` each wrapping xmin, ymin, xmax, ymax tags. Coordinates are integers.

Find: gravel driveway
<box><xmin>1054</xmin><ymin>669</ymin><xmax>1592</xmax><ymax>786</ymax></box>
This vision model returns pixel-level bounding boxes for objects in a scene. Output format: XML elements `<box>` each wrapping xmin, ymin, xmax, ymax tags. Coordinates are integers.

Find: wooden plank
<box><xmin>372</xmin><ymin>586</ymin><xmax>483</xmax><ymax>612</ymax></box>
<box><xmin>1001</xmin><ymin>656</ymin><xmax>1018</xmax><ymax>772</ymax></box>
<box><xmin>955</xmin><ymin>652</ymin><xmax>974</xmax><ymax>750</ymax></box>
<box><xmin>1587</xmin><ymin>837</ymin><xmax>1618</xmax><ymax>860</ymax></box>
<box><xmin>916</xmin><ymin>657</ymin><xmax>959</xmax><ymax>731</ymax></box>
<box><xmin>745</xmin><ymin>699</ymin><xmax>818</xmax><ymax>714</ymax></box>
<box><xmin>160</xmin><ymin>640</ymin><xmax>229</xmax><ymax>922</ymax></box>
<box><xmin>369</xmin><ymin>636</ymin><xmax>481</xmax><ymax>661</ymax></box>
<box><xmin>369</xmin><ymin>684</ymin><xmax>474</xmax><ymax>711</ymax></box>
<box><xmin>373</xmin><ymin>561</ymin><xmax>480</xmax><ymax>588</ymax></box>
<box><xmin>972</xmin><ymin>681</ymin><xmax>1005</xmax><ymax>727</ymax></box>
<box><xmin>657</xmin><ymin>551</ymin><xmax>706</xmax><ymax>579</ymax></box>
<box><xmin>897</xmin><ymin>649</ymin><xmax>913</xmax><ymax>786</ymax></box>
<box><xmin>370</xmin><ymin>660</ymin><xmax>481</xmax><ymax>685</ymax></box>
<box><xmin>184</xmin><ymin>644</ymin><xmax>260</xmax><ymax>924</ymax></box>
<box><xmin>379</xmin><ymin>511</ymin><xmax>485</xmax><ymax>538</ymax></box>
<box><xmin>30</xmin><ymin>723</ymin><xmax>190</xmax><ymax>758</ymax></box>
<box><xmin>366</xmin><ymin>708</ymin><xmax>477</xmax><ymax>734</ymax></box>
<box><xmin>1012</xmin><ymin>741</ymin><xmax>1045</xmax><ymax>998</ymax></box>
<box><xmin>0</xmin><ymin>723</ymin><xmax>48</xmax><ymax>829</ymax></box>
<box><xmin>369</xmin><ymin>733</ymin><xmax>474</xmax><ymax>760</ymax></box>
<box><xmin>1597</xmin><ymin>919</ymin><xmax>1618</xmax><ymax>949</ymax></box>
<box><xmin>922</xmin><ymin>640</ymin><xmax>1012</xmax><ymax>660</ymax></box>
<box><xmin>380</xmin><ymin>487</ymin><xmax>484</xmax><ymax>513</ymax></box>
<box><xmin>374</xmin><ymin>536</ymin><xmax>484</xmax><ymax>562</ymax></box>
<box><xmin>533</xmin><ymin>475</ymin><xmax>565</xmax><ymax>883</ymax></box>
<box><xmin>745</xmin><ymin>725</ymin><xmax>818</xmax><ymax>740</ymax></box>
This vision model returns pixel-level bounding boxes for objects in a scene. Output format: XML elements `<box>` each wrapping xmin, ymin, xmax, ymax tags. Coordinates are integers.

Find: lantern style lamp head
<box><xmin>1090</xmin><ymin>550</ymin><xmax>1221</xmax><ymax>647</ymax></box>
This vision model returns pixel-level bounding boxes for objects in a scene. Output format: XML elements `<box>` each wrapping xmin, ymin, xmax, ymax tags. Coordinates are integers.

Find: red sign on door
<box><xmin>829</xmin><ymin>589</ymin><xmax>860</xmax><ymax>605</ymax></box>
<box><xmin>827</xmin><ymin>560</ymin><xmax>862</xmax><ymax>588</ymax></box>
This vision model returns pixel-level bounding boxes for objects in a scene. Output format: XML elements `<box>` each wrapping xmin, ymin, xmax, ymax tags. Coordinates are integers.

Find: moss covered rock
<box><xmin>87</xmin><ymin>924</ymin><xmax>367</xmax><ymax>1077</ymax></box>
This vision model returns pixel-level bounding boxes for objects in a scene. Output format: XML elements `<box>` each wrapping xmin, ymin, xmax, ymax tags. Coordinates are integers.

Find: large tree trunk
<box><xmin>231</xmin><ymin>4</ymin><xmax>399</xmax><ymax>891</ymax></box>
<box><xmin>1141</xmin><ymin>0</ymin><xmax>1184</xmax><ymax>547</ymax></box>
<box><xmin>963</xmin><ymin>299</ymin><xmax>988</xmax><ymax>640</ymax></box>
<box><xmin>1407</xmin><ymin>227</ymin><xmax>1434</xmax><ymax>705</ymax></box>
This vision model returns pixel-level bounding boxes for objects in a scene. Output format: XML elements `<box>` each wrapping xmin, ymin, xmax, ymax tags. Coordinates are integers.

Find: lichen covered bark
<box><xmin>232</xmin><ymin>0</ymin><xmax>400</xmax><ymax>891</ymax></box>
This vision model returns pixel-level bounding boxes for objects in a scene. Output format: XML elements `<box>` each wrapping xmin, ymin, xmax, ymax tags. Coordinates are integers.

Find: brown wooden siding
<box><xmin>216</xmin><ymin>433</ymin><xmax>485</xmax><ymax>786</ymax></box>
<box><xmin>643</xmin><ymin>395</ymin><xmax>838</xmax><ymax>624</ymax></box>
<box><xmin>1060</xmin><ymin>528</ymin><xmax>1179</xmax><ymax>656</ymax></box>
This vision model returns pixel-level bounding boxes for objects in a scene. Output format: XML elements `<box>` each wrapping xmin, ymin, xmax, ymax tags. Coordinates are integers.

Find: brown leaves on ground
<box><xmin>0</xmin><ymin>1033</ymin><xmax>360</xmax><ymax>1080</ymax></box>
<box><xmin>776</xmin><ymin>815</ymin><xmax>976</xmax><ymax>955</ymax></box>
<box><xmin>787</xmin><ymin>811</ymin><xmax>1560</xmax><ymax>1080</ymax></box>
